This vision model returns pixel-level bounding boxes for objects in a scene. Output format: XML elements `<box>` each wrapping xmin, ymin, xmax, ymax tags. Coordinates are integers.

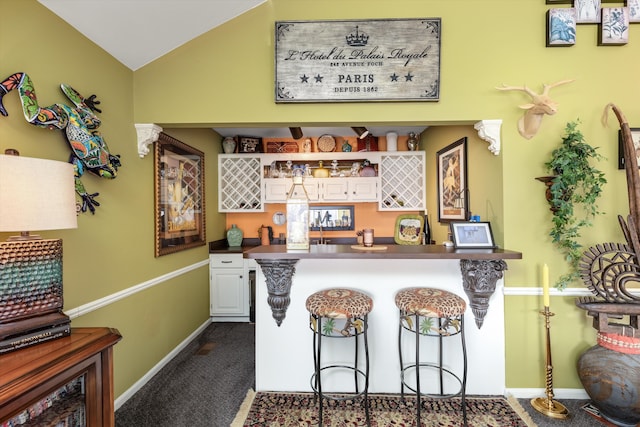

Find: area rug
<box><xmin>231</xmin><ymin>389</ymin><xmax>537</xmax><ymax>427</ymax></box>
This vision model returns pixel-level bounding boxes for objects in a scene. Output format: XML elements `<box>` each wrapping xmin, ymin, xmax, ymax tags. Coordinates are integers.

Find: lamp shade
<box><xmin>0</xmin><ymin>154</ymin><xmax>77</xmax><ymax>232</ymax></box>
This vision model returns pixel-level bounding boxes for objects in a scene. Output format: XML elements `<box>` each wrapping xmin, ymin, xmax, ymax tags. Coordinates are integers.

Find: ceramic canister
<box><xmin>386</xmin><ymin>131</ymin><xmax>398</xmax><ymax>151</ymax></box>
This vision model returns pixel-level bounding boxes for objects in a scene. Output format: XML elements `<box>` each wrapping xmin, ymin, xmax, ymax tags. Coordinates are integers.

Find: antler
<box><xmin>541</xmin><ymin>79</ymin><xmax>574</xmax><ymax>96</ymax></box>
<box><xmin>495</xmin><ymin>84</ymin><xmax>537</xmax><ymax>98</ymax></box>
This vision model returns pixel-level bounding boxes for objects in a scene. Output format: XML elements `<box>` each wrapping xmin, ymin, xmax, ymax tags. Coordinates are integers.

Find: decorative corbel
<box><xmin>135</xmin><ymin>123</ymin><xmax>163</xmax><ymax>158</ymax></box>
<box><xmin>474</xmin><ymin>120</ymin><xmax>502</xmax><ymax>155</ymax></box>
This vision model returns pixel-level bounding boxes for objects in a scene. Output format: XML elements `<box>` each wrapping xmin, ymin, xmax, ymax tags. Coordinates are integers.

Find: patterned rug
<box><xmin>231</xmin><ymin>390</ymin><xmax>537</xmax><ymax>427</ymax></box>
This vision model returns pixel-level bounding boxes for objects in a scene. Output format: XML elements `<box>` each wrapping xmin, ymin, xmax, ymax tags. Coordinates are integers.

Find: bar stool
<box><xmin>395</xmin><ymin>287</ymin><xmax>468</xmax><ymax>427</ymax></box>
<box><xmin>305</xmin><ymin>288</ymin><xmax>373</xmax><ymax>427</ymax></box>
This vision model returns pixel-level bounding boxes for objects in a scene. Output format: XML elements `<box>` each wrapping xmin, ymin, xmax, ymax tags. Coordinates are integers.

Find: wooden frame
<box><xmin>437</xmin><ymin>137</ymin><xmax>468</xmax><ymax>222</ymax></box>
<box><xmin>618</xmin><ymin>128</ymin><xmax>640</xmax><ymax>169</ymax></box>
<box><xmin>309</xmin><ymin>205</ymin><xmax>354</xmax><ymax>231</ymax></box>
<box><xmin>450</xmin><ymin>221</ymin><xmax>496</xmax><ymax>249</ymax></box>
<box><xmin>154</xmin><ymin>133</ymin><xmax>206</xmax><ymax>257</ymax></box>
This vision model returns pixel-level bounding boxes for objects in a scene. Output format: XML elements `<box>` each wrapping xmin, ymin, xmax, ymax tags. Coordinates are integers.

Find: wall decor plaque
<box><xmin>275</xmin><ymin>18</ymin><xmax>441</xmax><ymax>103</ymax></box>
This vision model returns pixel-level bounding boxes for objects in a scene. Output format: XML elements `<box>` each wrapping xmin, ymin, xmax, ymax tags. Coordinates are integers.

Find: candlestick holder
<box><xmin>531</xmin><ymin>306</ymin><xmax>570</xmax><ymax>419</ymax></box>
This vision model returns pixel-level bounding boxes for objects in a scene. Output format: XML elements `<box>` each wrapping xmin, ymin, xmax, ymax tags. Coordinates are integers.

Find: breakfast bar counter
<box><xmin>244</xmin><ymin>244</ymin><xmax>522</xmax><ymax>395</ymax></box>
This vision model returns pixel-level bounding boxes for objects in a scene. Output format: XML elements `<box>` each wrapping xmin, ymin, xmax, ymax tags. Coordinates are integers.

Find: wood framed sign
<box><xmin>275</xmin><ymin>18</ymin><xmax>441</xmax><ymax>103</ymax></box>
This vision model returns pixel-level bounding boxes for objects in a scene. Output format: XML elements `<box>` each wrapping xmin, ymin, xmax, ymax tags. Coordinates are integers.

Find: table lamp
<box><xmin>0</xmin><ymin>150</ymin><xmax>78</xmax><ymax>353</ymax></box>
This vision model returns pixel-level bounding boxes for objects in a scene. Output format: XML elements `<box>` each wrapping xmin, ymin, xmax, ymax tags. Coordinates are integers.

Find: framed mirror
<box><xmin>309</xmin><ymin>205</ymin><xmax>354</xmax><ymax>231</ymax></box>
<box><xmin>154</xmin><ymin>133</ymin><xmax>206</xmax><ymax>257</ymax></box>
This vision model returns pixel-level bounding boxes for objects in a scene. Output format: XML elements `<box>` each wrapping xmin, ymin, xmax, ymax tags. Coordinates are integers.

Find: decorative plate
<box><xmin>317</xmin><ymin>134</ymin><xmax>336</xmax><ymax>152</ymax></box>
<box><xmin>394</xmin><ymin>214</ymin><xmax>424</xmax><ymax>245</ymax></box>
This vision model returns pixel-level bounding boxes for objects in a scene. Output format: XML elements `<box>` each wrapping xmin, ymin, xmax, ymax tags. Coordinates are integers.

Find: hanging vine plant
<box><xmin>540</xmin><ymin>120</ymin><xmax>607</xmax><ymax>290</ymax></box>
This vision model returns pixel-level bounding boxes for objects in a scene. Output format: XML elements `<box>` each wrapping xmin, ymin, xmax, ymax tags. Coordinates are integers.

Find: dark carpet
<box><xmin>115</xmin><ymin>322</ymin><xmax>255</xmax><ymax>427</ymax></box>
<box><xmin>115</xmin><ymin>322</ymin><xmax>605</xmax><ymax>426</ymax></box>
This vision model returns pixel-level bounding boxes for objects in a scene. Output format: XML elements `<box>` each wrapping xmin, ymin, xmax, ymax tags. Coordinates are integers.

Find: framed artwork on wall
<box><xmin>575</xmin><ymin>0</ymin><xmax>601</xmax><ymax>23</ymax></box>
<box><xmin>437</xmin><ymin>137</ymin><xmax>468</xmax><ymax>222</ymax></box>
<box><xmin>618</xmin><ymin>128</ymin><xmax>640</xmax><ymax>169</ymax></box>
<box><xmin>599</xmin><ymin>7</ymin><xmax>629</xmax><ymax>45</ymax></box>
<box><xmin>154</xmin><ymin>133</ymin><xmax>206</xmax><ymax>257</ymax></box>
<box><xmin>238</xmin><ymin>136</ymin><xmax>263</xmax><ymax>153</ymax></box>
<box><xmin>309</xmin><ymin>205</ymin><xmax>354</xmax><ymax>231</ymax></box>
<box><xmin>547</xmin><ymin>8</ymin><xmax>577</xmax><ymax>47</ymax></box>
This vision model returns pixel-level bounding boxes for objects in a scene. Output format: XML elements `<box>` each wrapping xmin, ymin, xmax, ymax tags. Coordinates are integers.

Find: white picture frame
<box><xmin>575</xmin><ymin>0</ymin><xmax>602</xmax><ymax>23</ymax></box>
<box><xmin>450</xmin><ymin>221</ymin><xmax>496</xmax><ymax>249</ymax></box>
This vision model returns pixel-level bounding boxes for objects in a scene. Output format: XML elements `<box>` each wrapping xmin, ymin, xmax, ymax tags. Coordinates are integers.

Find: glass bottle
<box><xmin>286</xmin><ymin>166</ymin><xmax>310</xmax><ymax>250</ymax></box>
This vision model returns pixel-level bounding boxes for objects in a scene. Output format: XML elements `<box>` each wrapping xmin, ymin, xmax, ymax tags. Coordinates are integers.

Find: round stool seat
<box><xmin>395</xmin><ymin>287</ymin><xmax>466</xmax><ymax>318</ymax></box>
<box><xmin>306</xmin><ymin>288</ymin><xmax>373</xmax><ymax>318</ymax></box>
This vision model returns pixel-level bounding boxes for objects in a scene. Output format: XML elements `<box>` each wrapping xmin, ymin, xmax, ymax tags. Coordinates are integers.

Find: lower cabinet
<box><xmin>209</xmin><ymin>254</ymin><xmax>252</xmax><ymax>322</ymax></box>
<box><xmin>0</xmin><ymin>327</ymin><xmax>122</xmax><ymax>427</ymax></box>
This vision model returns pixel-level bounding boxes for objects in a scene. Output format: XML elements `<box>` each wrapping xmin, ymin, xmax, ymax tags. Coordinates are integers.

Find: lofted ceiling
<box><xmin>37</xmin><ymin>0</ymin><xmax>428</xmax><ymax>139</ymax></box>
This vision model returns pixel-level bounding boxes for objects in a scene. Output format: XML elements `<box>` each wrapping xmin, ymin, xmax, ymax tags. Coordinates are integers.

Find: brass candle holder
<box><xmin>531</xmin><ymin>306</ymin><xmax>570</xmax><ymax>419</ymax></box>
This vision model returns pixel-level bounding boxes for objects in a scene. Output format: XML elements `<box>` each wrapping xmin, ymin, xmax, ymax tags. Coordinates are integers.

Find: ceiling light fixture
<box><xmin>351</xmin><ymin>127</ymin><xmax>370</xmax><ymax>139</ymax></box>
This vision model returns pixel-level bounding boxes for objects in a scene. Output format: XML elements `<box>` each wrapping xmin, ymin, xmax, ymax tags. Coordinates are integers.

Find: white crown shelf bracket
<box><xmin>135</xmin><ymin>123</ymin><xmax>163</xmax><ymax>158</ymax></box>
<box><xmin>474</xmin><ymin>119</ymin><xmax>502</xmax><ymax>155</ymax></box>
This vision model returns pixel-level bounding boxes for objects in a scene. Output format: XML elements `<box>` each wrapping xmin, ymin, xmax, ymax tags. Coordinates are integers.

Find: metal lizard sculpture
<box><xmin>0</xmin><ymin>72</ymin><xmax>121</xmax><ymax>214</ymax></box>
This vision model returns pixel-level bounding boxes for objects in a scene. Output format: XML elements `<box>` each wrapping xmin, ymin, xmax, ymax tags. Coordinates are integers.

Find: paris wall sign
<box><xmin>275</xmin><ymin>18</ymin><xmax>441</xmax><ymax>103</ymax></box>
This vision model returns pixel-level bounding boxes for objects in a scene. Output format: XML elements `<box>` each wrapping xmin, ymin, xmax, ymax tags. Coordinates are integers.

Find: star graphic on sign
<box><xmin>390</xmin><ymin>73</ymin><xmax>399</xmax><ymax>82</ymax></box>
<box><xmin>314</xmin><ymin>74</ymin><xmax>324</xmax><ymax>83</ymax></box>
<box><xmin>300</xmin><ymin>74</ymin><xmax>309</xmax><ymax>83</ymax></box>
<box><xmin>405</xmin><ymin>72</ymin><xmax>414</xmax><ymax>82</ymax></box>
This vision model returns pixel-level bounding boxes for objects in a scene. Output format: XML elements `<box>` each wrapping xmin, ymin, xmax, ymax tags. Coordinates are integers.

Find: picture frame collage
<box><xmin>546</xmin><ymin>0</ymin><xmax>639</xmax><ymax>46</ymax></box>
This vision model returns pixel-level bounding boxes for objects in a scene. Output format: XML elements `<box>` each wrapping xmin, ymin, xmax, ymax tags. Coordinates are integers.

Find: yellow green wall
<box><xmin>3</xmin><ymin>0</ymin><xmax>638</xmax><ymax>398</ymax></box>
<box><xmin>133</xmin><ymin>0</ymin><xmax>638</xmax><ymax>390</ymax></box>
<box><xmin>1</xmin><ymin>1</ymin><xmax>225</xmax><ymax>399</ymax></box>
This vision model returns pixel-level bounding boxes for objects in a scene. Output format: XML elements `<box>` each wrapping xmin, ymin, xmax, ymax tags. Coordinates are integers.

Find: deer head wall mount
<box><xmin>496</xmin><ymin>79</ymin><xmax>574</xmax><ymax>140</ymax></box>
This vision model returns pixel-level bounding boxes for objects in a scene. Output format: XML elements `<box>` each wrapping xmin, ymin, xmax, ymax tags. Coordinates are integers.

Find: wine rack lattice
<box><xmin>379</xmin><ymin>153</ymin><xmax>425</xmax><ymax>211</ymax></box>
<box><xmin>219</xmin><ymin>156</ymin><xmax>263</xmax><ymax>212</ymax></box>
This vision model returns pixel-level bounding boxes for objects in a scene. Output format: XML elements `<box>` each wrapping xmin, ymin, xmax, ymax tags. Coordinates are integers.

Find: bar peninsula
<box><xmin>244</xmin><ymin>244</ymin><xmax>522</xmax><ymax>394</ymax></box>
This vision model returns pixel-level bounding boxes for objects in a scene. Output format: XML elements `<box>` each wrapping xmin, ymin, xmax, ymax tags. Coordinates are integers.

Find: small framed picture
<box><xmin>238</xmin><ymin>136</ymin><xmax>263</xmax><ymax>153</ymax></box>
<box><xmin>547</xmin><ymin>8</ymin><xmax>577</xmax><ymax>46</ymax></box>
<box><xmin>575</xmin><ymin>0</ymin><xmax>601</xmax><ymax>23</ymax></box>
<box><xmin>450</xmin><ymin>221</ymin><xmax>496</xmax><ymax>249</ymax></box>
<box><xmin>629</xmin><ymin>0</ymin><xmax>640</xmax><ymax>23</ymax></box>
<box><xmin>599</xmin><ymin>7</ymin><xmax>629</xmax><ymax>45</ymax></box>
<box><xmin>618</xmin><ymin>128</ymin><xmax>640</xmax><ymax>169</ymax></box>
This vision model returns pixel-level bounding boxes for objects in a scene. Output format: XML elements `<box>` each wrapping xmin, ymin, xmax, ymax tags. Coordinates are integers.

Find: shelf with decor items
<box><xmin>218</xmin><ymin>151</ymin><xmax>425</xmax><ymax>212</ymax></box>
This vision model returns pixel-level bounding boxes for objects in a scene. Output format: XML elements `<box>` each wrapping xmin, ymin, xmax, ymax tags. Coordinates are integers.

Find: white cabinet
<box><xmin>218</xmin><ymin>155</ymin><xmax>263</xmax><ymax>212</ymax></box>
<box><xmin>263</xmin><ymin>178</ymin><xmax>320</xmax><ymax>202</ymax></box>
<box><xmin>219</xmin><ymin>151</ymin><xmax>425</xmax><ymax>212</ymax></box>
<box><xmin>379</xmin><ymin>152</ymin><xmax>426</xmax><ymax>211</ymax></box>
<box><xmin>263</xmin><ymin>177</ymin><xmax>377</xmax><ymax>203</ymax></box>
<box><xmin>209</xmin><ymin>253</ymin><xmax>250</xmax><ymax>321</ymax></box>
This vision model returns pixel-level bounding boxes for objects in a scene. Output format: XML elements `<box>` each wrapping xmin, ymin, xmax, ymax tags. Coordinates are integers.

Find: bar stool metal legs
<box><xmin>396</xmin><ymin>287</ymin><xmax>468</xmax><ymax>427</ymax></box>
<box><xmin>306</xmin><ymin>288</ymin><xmax>373</xmax><ymax>427</ymax></box>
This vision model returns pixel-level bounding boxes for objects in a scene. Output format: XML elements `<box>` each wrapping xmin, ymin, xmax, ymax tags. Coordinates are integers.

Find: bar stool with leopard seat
<box><xmin>395</xmin><ymin>287</ymin><xmax>468</xmax><ymax>427</ymax></box>
<box><xmin>305</xmin><ymin>288</ymin><xmax>373</xmax><ymax>427</ymax></box>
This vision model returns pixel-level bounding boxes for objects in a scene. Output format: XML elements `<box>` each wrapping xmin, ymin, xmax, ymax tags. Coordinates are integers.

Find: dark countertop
<box><xmin>243</xmin><ymin>244</ymin><xmax>522</xmax><ymax>260</ymax></box>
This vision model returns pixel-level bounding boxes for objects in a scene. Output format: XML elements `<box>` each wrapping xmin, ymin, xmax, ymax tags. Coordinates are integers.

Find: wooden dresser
<box><xmin>0</xmin><ymin>327</ymin><xmax>122</xmax><ymax>426</ymax></box>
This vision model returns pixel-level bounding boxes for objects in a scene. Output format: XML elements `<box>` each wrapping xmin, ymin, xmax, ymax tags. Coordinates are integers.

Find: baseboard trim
<box><xmin>114</xmin><ymin>318</ymin><xmax>212</xmax><ymax>410</ymax></box>
<box><xmin>506</xmin><ymin>387</ymin><xmax>589</xmax><ymax>400</ymax></box>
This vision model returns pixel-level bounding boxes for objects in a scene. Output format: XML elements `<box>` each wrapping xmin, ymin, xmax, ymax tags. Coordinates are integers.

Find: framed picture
<box><xmin>437</xmin><ymin>137</ymin><xmax>468</xmax><ymax>222</ymax></box>
<box><xmin>450</xmin><ymin>221</ymin><xmax>496</xmax><ymax>249</ymax></box>
<box><xmin>238</xmin><ymin>135</ymin><xmax>263</xmax><ymax>153</ymax></box>
<box><xmin>547</xmin><ymin>8</ymin><xmax>577</xmax><ymax>46</ymax></box>
<box><xmin>629</xmin><ymin>0</ymin><xmax>640</xmax><ymax>23</ymax></box>
<box><xmin>618</xmin><ymin>128</ymin><xmax>640</xmax><ymax>169</ymax></box>
<box><xmin>154</xmin><ymin>133</ymin><xmax>206</xmax><ymax>257</ymax></box>
<box><xmin>575</xmin><ymin>0</ymin><xmax>601</xmax><ymax>23</ymax></box>
<box><xmin>599</xmin><ymin>7</ymin><xmax>629</xmax><ymax>45</ymax></box>
<box><xmin>394</xmin><ymin>214</ymin><xmax>424</xmax><ymax>245</ymax></box>
<box><xmin>309</xmin><ymin>205</ymin><xmax>354</xmax><ymax>231</ymax></box>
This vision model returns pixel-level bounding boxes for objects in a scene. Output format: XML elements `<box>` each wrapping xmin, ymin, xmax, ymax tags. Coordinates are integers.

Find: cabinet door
<box><xmin>210</xmin><ymin>269</ymin><xmax>248</xmax><ymax>316</ymax></box>
<box><xmin>379</xmin><ymin>152</ymin><xmax>426</xmax><ymax>211</ymax></box>
<box><xmin>218</xmin><ymin>155</ymin><xmax>263</xmax><ymax>212</ymax></box>
<box><xmin>348</xmin><ymin>178</ymin><xmax>378</xmax><ymax>202</ymax></box>
<box><xmin>320</xmin><ymin>178</ymin><xmax>349</xmax><ymax>201</ymax></box>
<box><xmin>264</xmin><ymin>179</ymin><xmax>319</xmax><ymax>203</ymax></box>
